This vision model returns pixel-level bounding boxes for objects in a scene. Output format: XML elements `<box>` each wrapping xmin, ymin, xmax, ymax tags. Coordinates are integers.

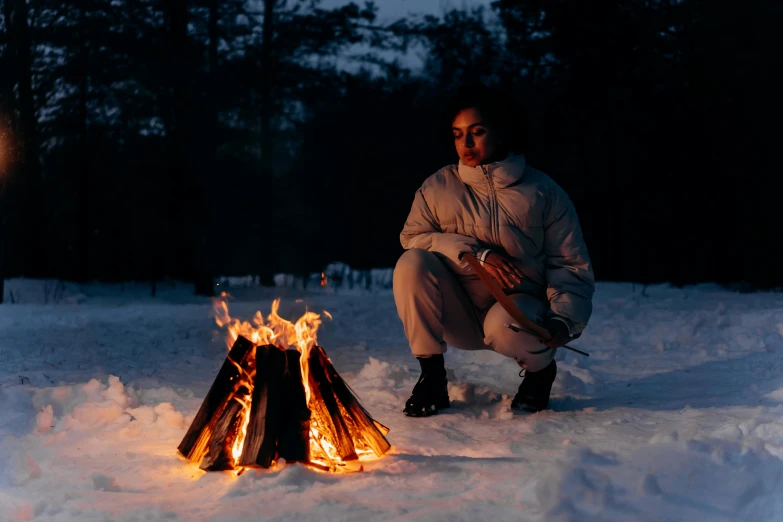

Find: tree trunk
<box><xmin>169</xmin><ymin>0</ymin><xmax>187</xmax><ymax>173</ymax></box>
<box><xmin>166</xmin><ymin>0</ymin><xmax>213</xmax><ymax>296</ymax></box>
<box><xmin>191</xmin><ymin>0</ymin><xmax>220</xmax><ymax>297</ymax></box>
<box><xmin>77</xmin><ymin>5</ymin><xmax>90</xmax><ymax>282</ymax></box>
<box><xmin>259</xmin><ymin>0</ymin><xmax>275</xmax><ymax>163</ymax></box>
<box><xmin>0</xmin><ymin>212</ymin><xmax>6</xmax><ymax>304</ymax></box>
<box><xmin>0</xmin><ymin>0</ymin><xmax>13</xmax><ymax>304</ymax></box>
<box><xmin>166</xmin><ymin>0</ymin><xmax>188</xmax><ymax>284</ymax></box>
<box><xmin>252</xmin><ymin>0</ymin><xmax>277</xmax><ymax>285</ymax></box>
<box><xmin>12</xmin><ymin>0</ymin><xmax>41</xmax><ymax>199</ymax></box>
<box><xmin>208</xmin><ymin>0</ymin><xmax>218</xmax><ymax>78</ymax></box>
<box><xmin>1</xmin><ymin>0</ymin><xmax>15</xmax><ymax>121</ymax></box>
<box><xmin>10</xmin><ymin>0</ymin><xmax>44</xmax><ymax>276</ymax></box>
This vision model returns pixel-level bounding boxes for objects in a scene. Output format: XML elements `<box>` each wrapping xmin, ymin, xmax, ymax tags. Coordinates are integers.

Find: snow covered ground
<box><xmin>2</xmin><ymin>279</ymin><xmax>783</xmax><ymax>521</ymax></box>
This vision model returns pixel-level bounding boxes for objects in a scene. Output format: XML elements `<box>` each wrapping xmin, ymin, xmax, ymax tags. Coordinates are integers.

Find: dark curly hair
<box><xmin>444</xmin><ymin>84</ymin><xmax>528</xmax><ymax>154</ymax></box>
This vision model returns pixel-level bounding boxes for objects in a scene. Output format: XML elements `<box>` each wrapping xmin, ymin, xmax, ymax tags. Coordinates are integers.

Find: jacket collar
<box><xmin>457</xmin><ymin>154</ymin><xmax>527</xmax><ymax>189</ymax></box>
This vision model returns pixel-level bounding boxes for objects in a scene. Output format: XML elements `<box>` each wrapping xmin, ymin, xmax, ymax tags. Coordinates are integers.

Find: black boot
<box><xmin>403</xmin><ymin>354</ymin><xmax>450</xmax><ymax>417</ymax></box>
<box><xmin>511</xmin><ymin>360</ymin><xmax>557</xmax><ymax>413</ymax></box>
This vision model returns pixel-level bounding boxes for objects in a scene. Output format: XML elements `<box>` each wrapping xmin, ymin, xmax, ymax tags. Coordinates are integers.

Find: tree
<box><xmin>259</xmin><ymin>0</ymin><xmax>276</xmax><ymax>165</ymax></box>
<box><xmin>0</xmin><ymin>0</ymin><xmax>14</xmax><ymax>303</ymax></box>
<box><xmin>416</xmin><ymin>8</ymin><xmax>503</xmax><ymax>89</ymax></box>
<box><xmin>163</xmin><ymin>0</ymin><xmax>211</xmax><ymax>294</ymax></box>
<box><xmin>2</xmin><ymin>0</ymin><xmax>46</xmax><ymax>280</ymax></box>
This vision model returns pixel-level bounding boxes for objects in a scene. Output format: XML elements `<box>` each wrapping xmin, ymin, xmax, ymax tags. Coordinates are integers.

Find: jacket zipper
<box><xmin>481</xmin><ymin>165</ymin><xmax>499</xmax><ymax>244</ymax></box>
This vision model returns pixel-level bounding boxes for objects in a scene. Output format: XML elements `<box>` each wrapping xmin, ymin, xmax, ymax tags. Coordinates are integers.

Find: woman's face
<box><xmin>452</xmin><ymin>107</ymin><xmax>504</xmax><ymax>168</ymax></box>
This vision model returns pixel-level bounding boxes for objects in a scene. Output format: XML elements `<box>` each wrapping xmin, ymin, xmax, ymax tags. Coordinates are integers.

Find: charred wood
<box><xmin>306</xmin><ymin>347</ymin><xmax>358</xmax><ymax>461</ymax></box>
<box><xmin>277</xmin><ymin>350</ymin><xmax>311</xmax><ymax>463</ymax></box>
<box><xmin>178</xmin><ymin>336</ymin><xmax>255</xmax><ymax>462</ymax></box>
<box><xmin>311</xmin><ymin>346</ymin><xmax>391</xmax><ymax>457</ymax></box>
<box><xmin>199</xmin><ymin>394</ymin><xmax>247</xmax><ymax>471</ymax></box>
<box><xmin>239</xmin><ymin>345</ymin><xmax>286</xmax><ymax>468</ymax></box>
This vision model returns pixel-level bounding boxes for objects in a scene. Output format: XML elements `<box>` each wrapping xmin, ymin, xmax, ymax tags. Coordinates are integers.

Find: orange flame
<box><xmin>230</xmin><ymin>395</ymin><xmax>252</xmax><ymax>463</ymax></box>
<box><xmin>214</xmin><ymin>292</ymin><xmax>322</xmax><ymax>355</ymax></box>
<box><xmin>320</xmin><ymin>272</ymin><xmax>327</xmax><ymax>288</ymax></box>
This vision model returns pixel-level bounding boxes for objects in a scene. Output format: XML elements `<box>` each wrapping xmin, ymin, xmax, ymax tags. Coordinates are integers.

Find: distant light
<box><xmin>0</xmin><ymin>137</ymin><xmax>6</xmax><ymax>176</ymax></box>
<box><xmin>0</xmin><ymin>123</ymin><xmax>11</xmax><ymax>178</ymax></box>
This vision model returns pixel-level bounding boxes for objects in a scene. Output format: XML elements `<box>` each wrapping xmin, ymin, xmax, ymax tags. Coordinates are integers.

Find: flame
<box><xmin>213</xmin><ymin>296</ymin><xmax>380</xmax><ymax>473</ymax></box>
<box><xmin>320</xmin><ymin>272</ymin><xmax>327</xmax><ymax>288</ymax></box>
<box><xmin>231</xmin><ymin>394</ymin><xmax>252</xmax><ymax>465</ymax></box>
<box><xmin>214</xmin><ymin>293</ymin><xmax>323</xmax><ymax>355</ymax></box>
<box><xmin>225</xmin><ymin>346</ymin><xmax>256</xmax><ymax>472</ymax></box>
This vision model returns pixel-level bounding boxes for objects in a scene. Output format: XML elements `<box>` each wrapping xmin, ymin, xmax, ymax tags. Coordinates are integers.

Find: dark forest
<box><xmin>1</xmin><ymin>0</ymin><xmax>781</xmax><ymax>298</ymax></box>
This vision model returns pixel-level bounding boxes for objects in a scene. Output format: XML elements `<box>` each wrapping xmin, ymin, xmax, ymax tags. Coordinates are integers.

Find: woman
<box><xmin>393</xmin><ymin>87</ymin><xmax>594</xmax><ymax>417</ymax></box>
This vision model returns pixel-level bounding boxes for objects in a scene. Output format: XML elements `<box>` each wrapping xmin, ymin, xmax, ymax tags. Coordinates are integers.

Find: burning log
<box><xmin>306</xmin><ymin>347</ymin><xmax>359</xmax><ymax>462</ymax></box>
<box><xmin>307</xmin><ymin>346</ymin><xmax>391</xmax><ymax>457</ymax></box>
<box><xmin>178</xmin><ymin>336</ymin><xmax>255</xmax><ymax>463</ymax></box>
<box><xmin>277</xmin><ymin>350</ymin><xmax>311</xmax><ymax>463</ymax></box>
<box><xmin>238</xmin><ymin>345</ymin><xmax>286</xmax><ymax>468</ymax></box>
<box><xmin>199</xmin><ymin>392</ymin><xmax>248</xmax><ymax>471</ymax></box>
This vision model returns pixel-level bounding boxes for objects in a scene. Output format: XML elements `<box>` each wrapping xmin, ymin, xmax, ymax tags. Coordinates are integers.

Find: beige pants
<box><xmin>393</xmin><ymin>248</ymin><xmax>555</xmax><ymax>372</ymax></box>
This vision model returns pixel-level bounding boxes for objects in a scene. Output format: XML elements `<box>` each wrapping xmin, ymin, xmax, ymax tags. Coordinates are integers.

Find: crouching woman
<box><xmin>393</xmin><ymin>87</ymin><xmax>595</xmax><ymax>416</ymax></box>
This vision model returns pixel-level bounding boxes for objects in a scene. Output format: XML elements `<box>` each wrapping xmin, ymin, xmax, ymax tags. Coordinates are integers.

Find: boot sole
<box><xmin>403</xmin><ymin>395</ymin><xmax>450</xmax><ymax>417</ymax></box>
<box><xmin>511</xmin><ymin>402</ymin><xmax>544</xmax><ymax>413</ymax></box>
<box><xmin>435</xmin><ymin>396</ymin><xmax>450</xmax><ymax>409</ymax></box>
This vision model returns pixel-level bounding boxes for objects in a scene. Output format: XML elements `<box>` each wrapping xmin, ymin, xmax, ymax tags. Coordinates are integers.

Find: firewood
<box><xmin>277</xmin><ymin>350</ymin><xmax>311</xmax><ymax>463</ymax></box>
<box><xmin>238</xmin><ymin>345</ymin><xmax>286</xmax><ymax>468</ymax></box>
<box><xmin>373</xmin><ymin>420</ymin><xmax>390</xmax><ymax>436</ymax></box>
<box><xmin>199</xmin><ymin>393</ymin><xmax>248</xmax><ymax>471</ymax></box>
<box><xmin>311</xmin><ymin>346</ymin><xmax>391</xmax><ymax>457</ymax></box>
<box><xmin>306</xmin><ymin>347</ymin><xmax>358</xmax><ymax>461</ymax></box>
<box><xmin>178</xmin><ymin>336</ymin><xmax>256</xmax><ymax>462</ymax></box>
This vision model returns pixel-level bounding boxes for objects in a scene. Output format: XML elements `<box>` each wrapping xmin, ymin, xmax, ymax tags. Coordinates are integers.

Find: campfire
<box><xmin>177</xmin><ymin>296</ymin><xmax>391</xmax><ymax>473</ymax></box>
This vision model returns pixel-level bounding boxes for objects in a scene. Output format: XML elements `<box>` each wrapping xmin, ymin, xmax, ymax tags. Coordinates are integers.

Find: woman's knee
<box><xmin>483</xmin><ymin>294</ymin><xmax>552</xmax><ymax>369</ymax></box>
<box><xmin>484</xmin><ymin>322</ymin><xmax>553</xmax><ymax>370</ymax></box>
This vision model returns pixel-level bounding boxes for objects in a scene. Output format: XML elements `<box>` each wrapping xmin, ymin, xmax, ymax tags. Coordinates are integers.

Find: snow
<box><xmin>2</xmin><ymin>279</ymin><xmax>783</xmax><ymax>521</ymax></box>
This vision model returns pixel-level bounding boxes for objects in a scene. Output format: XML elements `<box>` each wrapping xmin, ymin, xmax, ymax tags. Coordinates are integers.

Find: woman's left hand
<box><xmin>541</xmin><ymin>318</ymin><xmax>571</xmax><ymax>348</ymax></box>
<box><xmin>483</xmin><ymin>252</ymin><xmax>524</xmax><ymax>290</ymax></box>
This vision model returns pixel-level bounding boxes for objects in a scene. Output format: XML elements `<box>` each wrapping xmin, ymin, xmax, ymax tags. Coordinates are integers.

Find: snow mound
<box><xmin>34</xmin><ymin>376</ymin><xmax>188</xmax><ymax>439</ymax></box>
<box><xmin>538</xmin><ymin>436</ymin><xmax>783</xmax><ymax>521</ymax></box>
<box><xmin>2</xmin><ymin>279</ymin><xmax>87</xmax><ymax>305</ymax></box>
<box><xmin>553</xmin><ymin>363</ymin><xmax>603</xmax><ymax>396</ymax></box>
<box><xmin>355</xmin><ymin>357</ymin><xmax>408</xmax><ymax>389</ymax></box>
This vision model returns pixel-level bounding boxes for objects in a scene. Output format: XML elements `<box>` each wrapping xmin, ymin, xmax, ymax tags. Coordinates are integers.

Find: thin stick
<box><xmin>505</xmin><ymin>323</ymin><xmax>590</xmax><ymax>357</ymax></box>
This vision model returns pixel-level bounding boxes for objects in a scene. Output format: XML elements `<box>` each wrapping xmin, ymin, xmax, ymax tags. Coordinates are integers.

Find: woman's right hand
<box><xmin>483</xmin><ymin>252</ymin><xmax>524</xmax><ymax>290</ymax></box>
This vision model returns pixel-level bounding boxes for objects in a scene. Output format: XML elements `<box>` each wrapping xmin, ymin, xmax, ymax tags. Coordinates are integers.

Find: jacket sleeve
<box><xmin>543</xmin><ymin>189</ymin><xmax>595</xmax><ymax>335</ymax></box>
<box><xmin>400</xmin><ymin>187</ymin><xmax>482</xmax><ymax>272</ymax></box>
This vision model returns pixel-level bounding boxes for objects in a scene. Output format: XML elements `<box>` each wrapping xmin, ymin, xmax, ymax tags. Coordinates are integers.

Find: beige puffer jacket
<box><xmin>400</xmin><ymin>155</ymin><xmax>594</xmax><ymax>335</ymax></box>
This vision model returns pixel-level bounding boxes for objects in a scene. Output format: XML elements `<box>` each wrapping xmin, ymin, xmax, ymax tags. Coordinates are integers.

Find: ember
<box><xmin>177</xmin><ymin>296</ymin><xmax>390</xmax><ymax>473</ymax></box>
